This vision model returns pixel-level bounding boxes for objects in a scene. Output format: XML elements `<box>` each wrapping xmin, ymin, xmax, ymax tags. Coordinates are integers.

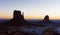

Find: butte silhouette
<box><xmin>0</xmin><ymin>10</ymin><xmax>30</xmax><ymax>27</ymax></box>
<box><xmin>41</xmin><ymin>15</ymin><xmax>55</xmax><ymax>24</ymax></box>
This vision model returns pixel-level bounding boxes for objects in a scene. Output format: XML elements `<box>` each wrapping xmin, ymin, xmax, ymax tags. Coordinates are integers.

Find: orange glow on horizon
<box><xmin>24</xmin><ymin>16</ymin><xmax>60</xmax><ymax>20</ymax></box>
<box><xmin>0</xmin><ymin>15</ymin><xmax>13</xmax><ymax>19</ymax></box>
<box><xmin>0</xmin><ymin>15</ymin><xmax>60</xmax><ymax>20</ymax></box>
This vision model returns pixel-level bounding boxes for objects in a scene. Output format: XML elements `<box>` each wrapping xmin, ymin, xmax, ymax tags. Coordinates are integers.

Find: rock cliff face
<box><xmin>0</xmin><ymin>10</ymin><xmax>29</xmax><ymax>26</ymax></box>
<box><xmin>13</xmin><ymin>10</ymin><xmax>24</xmax><ymax>22</ymax></box>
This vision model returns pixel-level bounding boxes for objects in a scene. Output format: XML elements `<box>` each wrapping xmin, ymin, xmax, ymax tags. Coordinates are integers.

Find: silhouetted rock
<box><xmin>13</xmin><ymin>10</ymin><xmax>21</xmax><ymax>19</ymax></box>
<box><xmin>41</xmin><ymin>15</ymin><xmax>55</xmax><ymax>24</ymax></box>
<box><xmin>44</xmin><ymin>15</ymin><xmax>49</xmax><ymax>21</ymax></box>
<box><xmin>43</xmin><ymin>15</ymin><xmax>50</xmax><ymax>23</ymax></box>
<box><xmin>0</xmin><ymin>10</ymin><xmax>30</xmax><ymax>27</ymax></box>
<box><xmin>13</xmin><ymin>10</ymin><xmax>24</xmax><ymax>25</ymax></box>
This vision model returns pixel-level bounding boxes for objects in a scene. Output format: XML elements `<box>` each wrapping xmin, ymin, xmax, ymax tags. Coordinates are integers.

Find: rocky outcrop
<box><xmin>41</xmin><ymin>15</ymin><xmax>55</xmax><ymax>24</ymax></box>
<box><xmin>44</xmin><ymin>15</ymin><xmax>49</xmax><ymax>21</ymax></box>
<box><xmin>43</xmin><ymin>15</ymin><xmax>50</xmax><ymax>23</ymax></box>
<box><xmin>0</xmin><ymin>10</ymin><xmax>29</xmax><ymax>26</ymax></box>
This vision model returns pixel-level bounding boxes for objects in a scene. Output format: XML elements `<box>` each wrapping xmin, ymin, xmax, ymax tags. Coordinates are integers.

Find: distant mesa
<box><xmin>42</xmin><ymin>15</ymin><xmax>54</xmax><ymax>23</ymax></box>
<box><xmin>44</xmin><ymin>15</ymin><xmax>49</xmax><ymax>21</ymax></box>
<box><xmin>43</xmin><ymin>15</ymin><xmax>50</xmax><ymax>22</ymax></box>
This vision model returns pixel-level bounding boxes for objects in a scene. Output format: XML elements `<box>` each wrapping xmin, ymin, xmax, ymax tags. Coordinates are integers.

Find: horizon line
<box><xmin>0</xmin><ymin>18</ymin><xmax>60</xmax><ymax>20</ymax></box>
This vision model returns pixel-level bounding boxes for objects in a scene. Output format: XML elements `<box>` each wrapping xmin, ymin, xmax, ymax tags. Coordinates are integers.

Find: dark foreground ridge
<box><xmin>0</xmin><ymin>10</ymin><xmax>59</xmax><ymax>35</ymax></box>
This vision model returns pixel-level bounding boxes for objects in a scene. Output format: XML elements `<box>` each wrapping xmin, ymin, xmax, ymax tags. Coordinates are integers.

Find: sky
<box><xmin>0</xmin><ymin>0</ymin><xmax>60</xmax><ymax>20</ymax></box>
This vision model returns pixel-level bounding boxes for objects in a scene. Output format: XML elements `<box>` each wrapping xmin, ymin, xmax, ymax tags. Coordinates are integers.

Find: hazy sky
<box><xmin>0</xmin><ymin>0</ymin><xmax>60</xmax><ymax>20</ymax></box>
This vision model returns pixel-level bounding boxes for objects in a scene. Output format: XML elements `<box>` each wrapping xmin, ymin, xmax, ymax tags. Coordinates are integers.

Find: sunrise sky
<box><xmin>0</xmin><ymin>0</ymin><xmax>60</xmax><ymax>20</ymax></box>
